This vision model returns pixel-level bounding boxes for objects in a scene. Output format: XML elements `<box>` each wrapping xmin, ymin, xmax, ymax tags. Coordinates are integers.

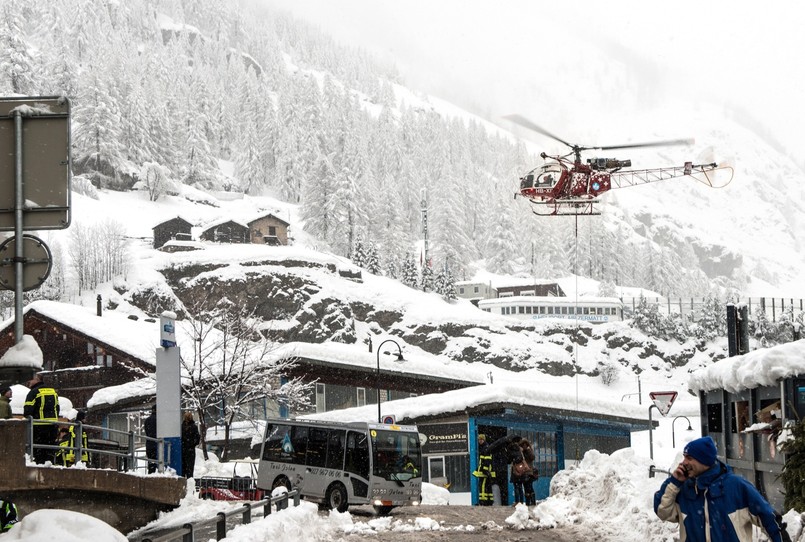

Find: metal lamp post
<box><xmin>672</xmin><ymin>415</ymin><xmax>693</xmax><ymax>448</ymax></box>
<box><xmin>372</xmin><ymin>339</ymin><xmax>404</xmax><ymax>423</ymax></box>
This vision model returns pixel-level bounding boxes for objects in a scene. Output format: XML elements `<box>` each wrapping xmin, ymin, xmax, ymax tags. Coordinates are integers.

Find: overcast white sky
<box><xmin>262</xmin><ymin>0</ymin><xmax>805</xmax><ymax>156</ymax></box>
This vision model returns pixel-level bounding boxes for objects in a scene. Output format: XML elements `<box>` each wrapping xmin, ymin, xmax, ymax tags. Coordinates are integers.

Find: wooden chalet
<box><xmin>152</xmin><ymin>216</ymin><xmax>193</xmax><ymax>249</ymax></box>
<box><xmin>247</xmin><ymin>213</ymin><xmax>290</xmax><ymax>246</ymax></box>
<box><xmin>199</xmin><ymin>219</ymin><xmax>250</xmax><ymax>244</ymax></box>
<box><xmin>0</xmin><ymin>301</ymin><xmax>159</xmax><ymax>414</ymax></box>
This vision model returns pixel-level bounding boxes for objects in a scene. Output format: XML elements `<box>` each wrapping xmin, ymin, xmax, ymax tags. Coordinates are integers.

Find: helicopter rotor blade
<box><xmin>595</xmin><ymin>138</ymin><xmax>694</xmax><ymax>151</ymax></box>
<box><xmin>503</xmin><ymin>114</ymin><xmax>575</xmax><ymax>150</ymax></box>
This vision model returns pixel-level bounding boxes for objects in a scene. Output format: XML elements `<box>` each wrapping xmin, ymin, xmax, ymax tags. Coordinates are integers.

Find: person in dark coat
<box><xmin>144</xmin><ymin>405</ymin><xmax>157</xmax><ymax>473</ymax></box>
<box><xmin>23</xmin><ymin>374</ymin><xmax>60</xmax><ymax>464</ymax></box>
<box><xmin>0</xmin><ymin>386</ymin><xmax>12</xmax><ymax>419</ymax></box>
<box><xmin>519</xmin><ymin>438</ymin><xmax>538</xmax><ymax>505</ymax></box>
<box><xmin>181</xmin><ymin>411</ymin><xmax>200</xmax><ymax>478</ymax></box>
<box><xmin>508</xmin><ymin>439</ymin><xmax>529</xmax><ymax>505</ymax></box>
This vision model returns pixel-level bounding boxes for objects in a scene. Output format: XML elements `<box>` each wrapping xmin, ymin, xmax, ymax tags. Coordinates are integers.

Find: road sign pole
<box><xmin>13</xmin><ymin>110</ymin><xmax>23</xmax><ymax>343</ymax></box>
<box><xmin>649</xmin><ymin>404</ymin><xmax>657</xmax><ymax>460</ymax></box>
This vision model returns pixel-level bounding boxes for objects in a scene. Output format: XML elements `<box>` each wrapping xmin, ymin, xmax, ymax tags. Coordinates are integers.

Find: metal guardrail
<box><xmin>137</xmin><ymin>489</ymin><xmax>301</xmax><ymax>542</ymax></box>
<box><xmin>26</xmin><ymin>417</ymin><xmax>171</xmax><ymax>473</ymax></box>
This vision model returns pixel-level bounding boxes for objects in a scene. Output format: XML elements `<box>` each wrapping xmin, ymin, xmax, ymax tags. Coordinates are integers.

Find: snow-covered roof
<box><xmin>688</xmin><ymin>339</ymin><xmax>805</xmax><ymax>393</ymax></box>
<box><xmin>87</xmin><ymin>377</ymin><xmax>156</xmax><ymax>409</ymax></box>
<box><xmin>0</xmin><ymin>334</ymin><xmax>43</xmax><ymax>369</ymax></box>
<box><xmin>0</xmin><ymin>301</ymin><xmax>161</xmax><ymax>366</ymax></box>
<box><xmin>276</xmin><ymin>342</ymin><xmax>487</xmax><ymax>385</ymax></box>
<box><xmin>301</xmin><ymin>382</ymin><xmax>651</xmax><ymax>425</ymax></box>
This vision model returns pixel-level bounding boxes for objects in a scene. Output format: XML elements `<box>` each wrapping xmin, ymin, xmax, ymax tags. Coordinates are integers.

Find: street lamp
<box><xmin>672</xmin><ymin>415</ymin><xmax>693</xmax><ymax>448</ymax></box>
<box><xmin>370</xmin><ymin>338</ymin><xmax>405</xmax><ymax>423</ymax></box>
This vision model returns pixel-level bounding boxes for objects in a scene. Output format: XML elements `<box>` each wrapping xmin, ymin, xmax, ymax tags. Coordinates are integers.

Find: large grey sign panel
<box><xmin>0</xmin><ymin>96</ymin><xmax>71</xmax><ymax>231</ymax></box>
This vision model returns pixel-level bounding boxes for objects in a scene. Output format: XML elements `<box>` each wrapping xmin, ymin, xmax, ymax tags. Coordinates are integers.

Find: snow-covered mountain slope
<box><xmin>48</xmin><ymin>189</ymin><xmax>722</xmax><ymax>412</ymax></box>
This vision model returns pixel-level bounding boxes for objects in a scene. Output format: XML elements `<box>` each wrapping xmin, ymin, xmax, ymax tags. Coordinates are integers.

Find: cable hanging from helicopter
<box><xmin>504</xmin><ymin>114</ymin><xmax>734</xmax><ymax>216</ymax></box>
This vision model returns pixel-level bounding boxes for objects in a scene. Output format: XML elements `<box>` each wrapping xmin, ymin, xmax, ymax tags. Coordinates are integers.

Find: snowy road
<box><xmin>339</xmin><ymin>505</ymin><xmax>597</xmax><ymax>541</ymax></box>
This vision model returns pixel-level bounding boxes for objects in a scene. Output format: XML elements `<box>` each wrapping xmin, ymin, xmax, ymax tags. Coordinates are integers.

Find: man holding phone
<box><xmin>654</xmin><ymin>436</ymin><xmax>784</xmax><ymax>542</ymax></box>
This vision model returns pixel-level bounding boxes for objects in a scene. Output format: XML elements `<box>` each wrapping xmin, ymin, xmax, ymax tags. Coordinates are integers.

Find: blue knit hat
<box><xmin>684</xmin><ymin>436</ymin><xmax>717</xmax><ymax>466</ymax></box>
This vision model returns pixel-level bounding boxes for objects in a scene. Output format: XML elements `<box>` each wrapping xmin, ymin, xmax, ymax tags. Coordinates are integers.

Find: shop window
<box><xmin>707</xmin><ymin>403</ymin><xmax>723</xmax><ymax>433</ymax></box>
<box><xmin>732</xmin><ymin>400</ymin><xmax>749</xmax><ymax>433</ymax></box>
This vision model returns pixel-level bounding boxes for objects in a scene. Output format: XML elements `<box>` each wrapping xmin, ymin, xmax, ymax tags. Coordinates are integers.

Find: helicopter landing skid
<box><xmin>528</xmin><ymin>198</ymin><xmax>602</xmax><ymax>216</ymax></box>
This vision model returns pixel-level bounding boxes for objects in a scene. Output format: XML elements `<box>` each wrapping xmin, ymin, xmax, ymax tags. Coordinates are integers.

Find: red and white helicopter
<box><xmin>505</xmin><ymin>114</ymin><xmax>734</xmax><ymax>216</ymax></box>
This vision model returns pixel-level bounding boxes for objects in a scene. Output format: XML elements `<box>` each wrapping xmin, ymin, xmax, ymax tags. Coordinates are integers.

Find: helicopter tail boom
<box><xmin>610</xmin><ymin>162</ymin><xmax>733</xmax><ymax>190</ymax></box>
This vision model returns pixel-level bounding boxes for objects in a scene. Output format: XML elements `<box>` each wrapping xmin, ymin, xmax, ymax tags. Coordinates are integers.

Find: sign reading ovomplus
<box><xmin>649</xmin><ymin>391</ymin><xmax>678</xmax><ymax>416</ymax></box>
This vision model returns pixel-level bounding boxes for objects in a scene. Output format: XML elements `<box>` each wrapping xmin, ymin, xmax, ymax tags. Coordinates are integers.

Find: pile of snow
<box><xmin>525</xmin><ymin>448</ymin><xmax>678</xmax><ymax>539</ymax></box>
<box><xmin>2</xmin><ymin>509</ymin><xmax>127</xmax><ymax>542</ymax></box>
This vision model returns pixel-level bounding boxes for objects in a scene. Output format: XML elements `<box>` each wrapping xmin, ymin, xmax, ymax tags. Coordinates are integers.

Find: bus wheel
<box><xmin>272</xmin><ymin>476</ymin><xmax>291</xmax><ymax>492</ymax></box>
<box><xmin>325</xmin><ymin>482</ymin><xmax>348</xmax><ymax>513</ymax></box>
<box><xmin>373</xmin><ymin>505</ymin><xmax>394</xmax><ymax>516</ymax></box>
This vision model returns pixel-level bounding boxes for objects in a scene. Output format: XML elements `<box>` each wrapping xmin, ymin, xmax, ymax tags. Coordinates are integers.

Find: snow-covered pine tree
<box><xmin>364</xmin><ymin>242</ymin><xmax>381</xmax><ymax>275</ymax></box>
<box><xmin>694</xmin><ymin>294</ymin><xmax>725</xmax><ymax>341</ymax></box>
<box><xmin>401</xmin><ymin>254</ymin><xmax>419</xmax><ymax>289</ymax></box>
<box><xmin>421</xmin><ymin>261</ymin><xmax>434</xmax><ymax>293</ymax></box>
<box><xmin>352</xmin><ymin>237</ymin><xmax>366</xmax><ymax>268</ymax></box>
<box><xmin>630</xmin><ymin>294</ymin><xmax>667</xmax><ymax>340</ymax></box>
<box><xmin>434</xmin><ymin>261</ymin><xmax>457</xmax><ymax>300</ymax></box>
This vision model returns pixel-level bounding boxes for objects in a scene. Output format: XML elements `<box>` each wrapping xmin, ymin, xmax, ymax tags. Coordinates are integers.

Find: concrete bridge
<box><xmin>0</xmin><ymin>419</ymin><xmax>186</xmax><ymax>533</ymax></box>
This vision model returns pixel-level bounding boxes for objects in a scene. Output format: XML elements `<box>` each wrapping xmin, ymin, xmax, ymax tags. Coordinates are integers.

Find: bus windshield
<box><xmin>371</xmin><ymin>428</ymin><xmax>422</xmax><ymax>482</ymax></box>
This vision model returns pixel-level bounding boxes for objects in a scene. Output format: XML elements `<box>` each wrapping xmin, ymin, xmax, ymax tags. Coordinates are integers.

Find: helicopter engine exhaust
<box><xmin>588</xmin><ymin>158</ymin><xmax>632</xmax><ymax>170</ymax></box>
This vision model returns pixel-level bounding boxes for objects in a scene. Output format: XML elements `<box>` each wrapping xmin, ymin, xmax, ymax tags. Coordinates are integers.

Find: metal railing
<box><xmin>622</xmin><ymin>296</ymin><xmax>805</xmax><ymax>323</ymax></box>
<box><xmin>137</xmin><ymin>489</ymin><xmax>301</xmax><ymax>542</ymax></box>
<box><xmin>26</xmin><ymin>417</ymin><xmax>171</xmax><ymax>473</ymax></box>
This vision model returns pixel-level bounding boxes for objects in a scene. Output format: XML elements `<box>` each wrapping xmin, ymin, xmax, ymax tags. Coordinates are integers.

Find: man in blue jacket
<box><xmin>654</xmin><ymin>436</ymin><xmax>784</xmax><ymax>542</ymax></box>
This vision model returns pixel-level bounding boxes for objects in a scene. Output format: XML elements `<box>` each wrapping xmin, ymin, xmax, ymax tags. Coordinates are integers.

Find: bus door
<box><xmin>303</xmin><ymin>427</ymin><xmax>345</xmax><ymax>499</ymax></box>
<box><xmin>345</xmin><ymin>430</ymin><xmax>371</xmax><ymax>499</ymax></box>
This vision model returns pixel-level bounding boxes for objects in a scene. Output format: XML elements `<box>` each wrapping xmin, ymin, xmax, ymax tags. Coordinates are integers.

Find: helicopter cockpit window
<box><xmin>535</xmin><ymin>164</ymin><xmax>561</xmax><ymax>188</ymax></box>
<box><xmin>520</xmin><ymin>171</ymin><xmax>536</xmax><ymax>189</ymax></box>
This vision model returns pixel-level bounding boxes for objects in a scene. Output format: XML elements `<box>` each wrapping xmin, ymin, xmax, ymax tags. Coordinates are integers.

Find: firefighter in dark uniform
<box><xmin>0</xmin><ymin>496</ymin><xmax>19</xmax><ymax>532</ymax></box>
<box><xmin>23</xmin><ymin>373</ymin><xmax>60</xmax><ymax>464</ymax></box>
<box><xmin>473</xmin><ymin>433</ymin><xmax>515</xmax><ymax>505</ymax></box>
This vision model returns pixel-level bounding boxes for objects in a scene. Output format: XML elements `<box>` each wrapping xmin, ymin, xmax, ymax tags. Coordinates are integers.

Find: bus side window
<box><xmin>263</xmin><ymin>424</ymin><xmax>291</xmax><ymax>462</ymax></box>
<box><xmin>345</xmin><ymin>431</ymin><xmax>370</xmax><ymax>479</ymax></box>
<box><xmin>291</xmin><ymin>426</ymin><xmax>308</xmax><ymax>464</ymax></box>
<box><xmin>326</xmin><ymin>430</ymin><xmax>345</xmax><ymax>470</ymax></box>
<box><xmin>307</xmin><ymin>428</ymin><xmax>328</xmax><ymax>467</ymax></box>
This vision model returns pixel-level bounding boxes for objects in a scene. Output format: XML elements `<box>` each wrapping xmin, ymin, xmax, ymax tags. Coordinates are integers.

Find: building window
<box><xmin>473</xmin><ymin>286</ymin><xmax>479</xmax><ymax>293</ymax></box>
<box><xmin>316</xmin><ymin>383</ymin><xmax>326</xmax><ymax>412</ymax></box>
<box><xmin>459</xmin><ymin>287</ymin><xmax>465</xmax><ymax>294</ymax></box>
<box><xmin>268</xmin><ymin>226</ymin><xmax>277</xmax><ymax>236</ymax></box>
<box><xmin>357</xmin><ymin>388</ymin><xmax>366</xmax><ymax>407</ymax></box>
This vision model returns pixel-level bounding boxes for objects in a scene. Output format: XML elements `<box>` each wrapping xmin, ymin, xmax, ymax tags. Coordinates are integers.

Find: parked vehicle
<box><xmin>196</xmin><ymin>459</ymin><xmax>264</xmax><ymax>501</ymax></box>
